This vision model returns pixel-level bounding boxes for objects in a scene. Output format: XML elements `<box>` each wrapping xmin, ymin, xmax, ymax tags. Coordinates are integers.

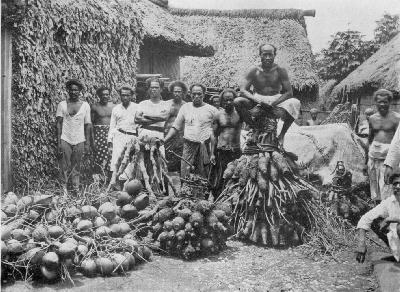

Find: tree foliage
<box><xmin>315</xmin><ymin>31</ymin><xmax>379</xmax><ymax>82</ymax></box>
<box><xmin>374</xmin><ymin>12</ymin><xmax>400</xmax><ymax>45</ymax></box>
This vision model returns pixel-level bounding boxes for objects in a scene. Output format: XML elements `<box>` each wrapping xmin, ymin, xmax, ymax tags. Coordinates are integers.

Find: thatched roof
<box><xmin>171</xmin><ymin>8</ymin><xmax>318</xmax><ymax>92</ymax></box>
<box><xmin>331</xmin><ymin>33</ymin><xmax>400</xmax><ymax>96</ymax></box>
<box><xmin>131</xmin><ymin>0</ymin><xmax>215</xmax><ymax>57</ymax></box>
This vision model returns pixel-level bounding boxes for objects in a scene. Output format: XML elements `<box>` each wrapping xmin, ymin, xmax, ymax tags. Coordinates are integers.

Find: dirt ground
<box><xmin>2</xmin><ymin>240</ymin><xmax>378</xmax><ymax>292</ymax></box>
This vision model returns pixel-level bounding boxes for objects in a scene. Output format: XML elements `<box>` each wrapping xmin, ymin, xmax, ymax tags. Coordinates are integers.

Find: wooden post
<box><xmin>1</xmin><ymin>27</ymin><xmax>12</xmax><ymax>193</ymax></box>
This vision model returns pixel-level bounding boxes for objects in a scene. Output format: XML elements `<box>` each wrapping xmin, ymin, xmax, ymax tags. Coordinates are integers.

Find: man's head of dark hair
<box><xmin>66</xmin><ymin>79</ymin><xmax>85</xmax><ymax>91</ymax></box>
<box><xmin>146</xmin><ymin>77</ymin><xmax>164</xmax><ymax>90</ymax></box>
<box><xmin>117</xmin><ymin>83</ymin><xmax>135</xmax><ymax>95</ymax></box>
<box><xmin>219</xmin><ymin>88</ymin><xmax>238</xmax><ymax>103</ymax></box>
<box><xmin>189</xmin><ymin>83</ymin><xmax>207</xmax><ymax>94</ymax></box>
<box><xmin>259</xmin><ymin>44</ymin><xmax>277</xmax><ymax>55</ymax></box>
<box><xmin>168</xmin><ymin>80</ymin><xmax>188</xmax><ymax>94</ymax></box>
<box><xmin>389</xmin><ymin>172</ymin><xmax>400</xmax><ymax>184</ymax></box>
<box><xmin>96</xmin><ymin>86</ymin><xmax>110</xmax><ymax>96</ymax></box>
<box><xmin>373</xmin><ymin>89</ymin><xmax>393</xmax><ymax>102</ymax></box>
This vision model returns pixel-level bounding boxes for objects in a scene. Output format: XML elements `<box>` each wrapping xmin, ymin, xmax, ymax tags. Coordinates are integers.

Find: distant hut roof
<box><xmin>132</xmin><ymin>0</ymin><xmax>215</xmax><ymax>57</ymax></box>
<box><xmin>171</xmin><ymin>8</ymin><xmax>318</xmax><ymax>92</ymax></box>
<box><xmin>332</xmin><ymin>33</ymin><xmax>400</xmax><ymax>96</ymax></box>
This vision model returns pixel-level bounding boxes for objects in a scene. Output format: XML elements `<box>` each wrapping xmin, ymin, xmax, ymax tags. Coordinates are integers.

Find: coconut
<box><xmin>4</xmin><ymin>192</ymin><xmax>18</xmax><ymax>206</ymax></box>
<box><xmin>81</xmin><ymin>258</ymin><xmax>97</xmax><ymax>277</ymax></box>
<box><xmin>3</xmin><ymin>204</ymin><xmax>18</xmax><ymax>216</ymax></box>
<box><xmin>76</xmin><ymin>220</ymin><xmax>93</xmax><ymax>232</ymax></box>
<box><xmin>7</xmin><ymin>239</ymin><xmax>24</xmax><ymax>254</ymax></box>
<box><xmin>76</xmin><ymin>244</ymin><xmax>89</xmax><ymax>256</ymax></box>
<box><xmin>125</xmin><ymin>179</ymin><xmax>142</xmax><ymax>196</ymax></box>
<box><xmin>42</xmin><ymin>251</ymin><xmax>60</xmax><ymax>268</ymax></box>
<box><xmin>95</xmin><ymin>257</ymin><xmax>114</xmax><ymax>276</ymax></box>
<box><xmin>16</xmin><ymin>196</ymin><xmax>33</xmax><ymax>211</ymax></box>
<box><xmin>121</xmin><ymin>205</ymin><xmax>139</xmax><ymax>220</ymax></box>
<box><xmin>32</xmin><ymin>226</ymin><xmax>48</xmax><ymax>242</ymax></box>
<box><xmin>57</xmin><ymin>242</ymin><xmax>76</xmax><ymax>259</ymax></box>
<box><xmin>45</xmin><ymin>209</ymin><xmax>58</xmax><ymax>222</ymax></box>
<box><xmin>116</xmin><ymin>192</ymin><xmax>133</xmax><ymax>207</ymax></box>
<box><xmin>123</xmin><ymin>252</ymin><xmax>136</xmax><ymax>269</ymax></box>
<box><xmin>111</xmin><ymin>253</ymin><xmax>129</xmax><ymax>273</ymax></box>
<box><xmin>63</xmin><ymin>237</ymin><xmax>78</xmax><ymax>246</ymax></box>
<box><xmin>133</xmin><ymin>246</ymin><xmax>144</xmax><ymax>262</ymax></box>
<box><xmin>72</xmin><ymin>217</ymin><xmax>81</xmax><ymax>228</ymax></box>
<box><xmin>20</xmin><ymin>247</ymin><xmax>44</xmax><ymax>265</ymax></box>
<box><xmin>109</xmin><ymin>215</ymin><xmax>121</xmax><ymax>225</ymax></box>
<box><xmin>95</xmin><ymin>226</ymin><xmax>112</xmax><ymax>238</ymax></box>
<box><xmin>119</xmin><ymin>223</ymin><xmax>131</xmax><ymax>236</ymax></box>
<box><xmin>123</xmin><ymin>239</ymin><xmax>139</xmax><ymax>252</ymax></box>
<box><xmin>11</xmin><ymin>229</ymin><xmax>29</xmax><ymax>241</ymax></box>
<box><xmin>48</xmin><ymin>225</ymin><xmax>64</xmax><ymax>239</ymax></box>
<box><xmin>141</xmin><ymin>246</ymin><xmax>152</xmax><ymax>261</ymax></box>
<box><xmin>66</xmin><ymin>206</ymin><xmax>81</xmax><ymax>218</ymax></box>
<box><xmin>98</xmin><ymin>193</ymin><xmax>109</xmax><ymax>205</ymax></box>
<box><xmin>109</xmin><ymin>224</ymin><xmax>121</xmax><ymax>238</ymax></box>
<box><xmin>1</xmin><ymin>241</ymin><xmax>8</xmax><ymax>257</ymax></box>
<box><xmin>99</xmin><ymin>202</ymin><xmax>117</xmax><ymax>221</ymax></box>
<box><xmin>133</xmin><ymin>194</ymin><xmax>149</xmax><ymax>211</ymax></box>
<box><xmin>40</xmin><ymin>265</ymin><xmax>59</xmax><ymax>281</ymax></box>
<box><xmin>93</xmin><ymin>216</ymin><xmax>107</xmax><ymax>228</ymax></box>
<box><xmin>81</xmin><ymin>205</ymin><xmax>97</xmax><ymax>219</ymax></box>
<box><xmin>123</xmin><ymin>233</ymin><xmax>134</xmax><ymax>240</ymax></box>
<box><xmin>23</xmin><ymin>239</ymin><xmax>37</xmax><ymax>253</ymax></box>
<box><xmin>1</xmin><ymin>210</ymin><xmax>7</xmax><ymax>221</ymax></box>
<box><xmin>1</xmin><ymin>224</ymin><xmax>13</xmax><ymax>241</ymax></box>
<box><xmin>28</xmin><ymin>209</ymin><xmax>40</xmax><ymax>221</ymax></box>
<box><xmin>62</xmin><ymin>258</ymin><xmax>74</xmax><ymax>271</ymax></box>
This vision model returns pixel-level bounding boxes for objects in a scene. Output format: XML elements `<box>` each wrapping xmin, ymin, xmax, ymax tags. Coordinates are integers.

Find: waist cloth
<box><xmin>253</xmin><ymin>93</ymin><xmax>301</xmax><ymax>120</ymax></box>
<box><xmin>93</xmin><ymin>125</ymin><xmax>110</xmax><ymax>171</ymax></box>
<box><xmin>181</xmin><ymin>138</ymin><xmax>211</xmax><ymax>179</ymax></box>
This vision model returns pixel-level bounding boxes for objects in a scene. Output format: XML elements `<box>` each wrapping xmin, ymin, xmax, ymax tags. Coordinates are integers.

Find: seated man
<box><xmin>235</xmin><ymin>44</ymin><xmax>301</xmax><ymax>148</ymax></box>
<box><xmin>356</xmin><ymin>172</ymin><xmax>400</xmax><ymax>263</ymax></box>
<box><xmin>306</xmin><ymin>108</ymin><xmax>321</xmax><ymax>126</ymax></box>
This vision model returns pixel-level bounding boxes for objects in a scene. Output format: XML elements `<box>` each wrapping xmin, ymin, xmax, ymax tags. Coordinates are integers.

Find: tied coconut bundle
<box><xmin>107</xmin><ymin>136</ymin><xmax>178</xmax><ymax>200</ymax></box>
<box><xmin>215</xmin><ymin>150</ymin><xmax>320</xmax><ymax>247</ymax></box>
<box><xmin>142</xmin><ymin>197</ymin><xmax>232</xmax><ymax>260</ymax></box>
<box><xmin>1</xmin><ymin>188</ymin><xmax>154</xmax><ymax>284</ymax></box>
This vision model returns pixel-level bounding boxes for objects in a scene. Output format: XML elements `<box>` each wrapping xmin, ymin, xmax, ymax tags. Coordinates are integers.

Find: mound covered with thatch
<box><xmin>331</xmin><ymin>33</ymin><xmax>400</xmax><ymax>98</ymax></box>
<box><xmin>171</xmin><ymin>8</ymin><xmax>318</xmax><ymax>96</ymax></box>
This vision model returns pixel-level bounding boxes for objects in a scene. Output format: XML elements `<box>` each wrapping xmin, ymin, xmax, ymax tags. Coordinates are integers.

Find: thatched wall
<box><xmin>171</xmin><ymin>9</ymin><xmax>318</xmax><ymax>97</ymax></box>
<box><xmin>4</xmin><ymin>0</ymin><xmax>144</xmax><ymax>189</ymax></box>
<box><xmin>330</xmin><ymin>33</ymin><xmax>400</xmax><ymax>103</ymax></box>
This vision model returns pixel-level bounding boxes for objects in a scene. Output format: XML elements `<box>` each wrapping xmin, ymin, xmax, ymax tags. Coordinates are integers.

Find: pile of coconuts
<box><xmin>1</xmin><ymin>180</ymin><xmax>154</xmax><ymax>284</ymax></box>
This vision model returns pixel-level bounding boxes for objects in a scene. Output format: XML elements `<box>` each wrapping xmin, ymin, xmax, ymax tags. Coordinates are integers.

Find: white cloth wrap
<box><xmin>110</xmin><ymin>130</ymin><xmax>135</xmax><ymax>172</ymax></box>
<box><xmin>253</xmin><ymin>93</ymin><xmax>301</xmax><ymax>120</ymax></box>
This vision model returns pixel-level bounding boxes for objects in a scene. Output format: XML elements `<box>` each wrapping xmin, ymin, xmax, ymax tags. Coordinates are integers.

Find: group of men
<box><xmin>56</xmin><ymin>44</ymin><xmax>301</xmax><ymax>197</ymax></box>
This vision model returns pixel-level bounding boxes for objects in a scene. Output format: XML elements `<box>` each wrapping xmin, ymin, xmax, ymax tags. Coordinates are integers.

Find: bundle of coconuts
<box><xmin>139</xmin><ymin>197</ymin><xmax>233</xmax><ymax>260</ymax></box>
<box><xmin>1</xmin><ymin>183</ymin><xmax>153</xmax><ymax>284</ymax></box>
<box><xmin>215</xmin><ymin>150</ymin><xmax>320</xmax><ymax>247</ymax></box>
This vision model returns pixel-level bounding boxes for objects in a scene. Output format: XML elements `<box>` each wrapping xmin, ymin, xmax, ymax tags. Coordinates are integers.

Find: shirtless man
<box><xmin>210</xmin><ymin>89</ymin><xmax>242</xmax><ymax>197</ymax></box>
<box><xmin>306</xmin><ymin>108</ymin><xmax>321</xmax><ymax>126</ymax></box>
<box><xmin>91</xmin><ymin>86</ymin><xmax>115</xmax><ymax>175</ymax></box>
<box><xmin>235</xmin><ymin>44</ymin><xmax>300</xmax><ymax>147</ymax></box>
<box><xmin>210</xmin><ymin>95</ymin><xmax>221</xmax><ymax>110</ymax></box>
<box><xmin>164</xmin><ymin>80</ymin><xmax>187</xmax><ymax>172</ymax></box>
<box><xmin>365</xmin><ymin>89</ymin><xmax>400</xmax><ymax>201</ymax></box>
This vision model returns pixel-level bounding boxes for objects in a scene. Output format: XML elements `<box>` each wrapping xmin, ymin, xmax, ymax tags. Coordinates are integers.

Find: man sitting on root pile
<box><xmin>235</xmin><ymin>43</ymin><xmax>301</xmax><ymax>148</ymax></box>
<box><xmin>356</xmin><ymin>172</ymin><xmax>400</xmax><ymax>263</ymax></box>
<box><xmin>164</xmin><ymin>83</ymin><xmax>218</xmax><ymax>180</ymax></box>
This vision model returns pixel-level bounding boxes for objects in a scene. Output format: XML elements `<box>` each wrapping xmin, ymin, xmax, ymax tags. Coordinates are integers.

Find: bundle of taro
<box><xmin>215</xmin><ymin>150</ymin><xmax>320</xmax><ymax>247</ymax></box>
<box><xmin>140</xmin><ymin>197</ymin><xmax>233</xmax><ymax>260</ymax></box>
<box><xmin>107</xmin><ymin>136</ymin><xmax>178</xmax><ymax>200</ymax></box>
<box><xmin>1</xmin><ymin>187</ymin><xmax>153</xmax><ymax>284</ymax></box>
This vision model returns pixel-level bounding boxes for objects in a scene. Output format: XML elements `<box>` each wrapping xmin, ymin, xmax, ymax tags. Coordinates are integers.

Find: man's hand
<box><xmin>108</xmin><ymin>147</ymin><xmax>113</xmax><ymax>157</ymax></box>
<box><xmin>384</xmin><ymin>166</ymin><xmax>393</xmax><ymax>184</ymax></box>
<box><xmin>356</xmin><ymin>241</ymin><xmax>367</xmax><ymax>263</ymax></box>
<box><xmin>381</xmin><ymin>217</ymin><xmax>400</xmax><ymax>227</ymax></box>
<box><xmin>210</xmin><ymin>155</ymin><xmax>216</xmax><ymax>165</ymax></box>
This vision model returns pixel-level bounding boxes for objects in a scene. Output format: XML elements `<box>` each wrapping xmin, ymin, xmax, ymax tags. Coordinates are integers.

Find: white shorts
<box><xmin>254</xmin><ymin>93</ymin><xmax>301</xmax><ymax>120</ymax></box>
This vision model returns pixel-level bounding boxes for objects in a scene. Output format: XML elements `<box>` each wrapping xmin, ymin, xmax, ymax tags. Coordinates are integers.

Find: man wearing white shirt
<box><xmin>108</xmin><ymin>84</ymin><xmax>138</xmax><ymax>172</ymax></box>
<box><xmin>56</xmin><ymin>79</ymin><xmax>91</xmax><ymax>194</ymax></box>
<box><xmin>384</xmin><ymin>124</ymin><xmax>400</xmax><ymax>184</ymax></box>
<box><xmin>356</xmin><ymin>172</ymin><xmax>400</xmax><ymax>263</ymax></box>
<box><xmin>165</xmin><ymin>83</ymin><xmax>218</xmax><ymax>179</ymax></box>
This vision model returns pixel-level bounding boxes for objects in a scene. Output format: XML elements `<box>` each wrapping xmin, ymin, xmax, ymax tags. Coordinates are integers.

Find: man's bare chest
<box><xmin>94</xmin><ymin>105</ymin><xmax>113</xmax><ymax>118</ymax></box>
<box><xmin>372</xmin><ymin>119</ymin><xmax>398</xmax><ymax>132</ymax></box>
<box><xmin>220</xmin><ymin>113</ymin><xmax>240</xmax><ymax>127</ymax></box>
<box><xmin>254</xmin><ymin>70</ymin><xmax>280</xmax><ymax>88</ymax></box>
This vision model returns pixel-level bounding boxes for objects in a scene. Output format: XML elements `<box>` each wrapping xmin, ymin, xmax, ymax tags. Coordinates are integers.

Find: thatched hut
<box><xmin>328</xmin><ymin>33</ymin><xmax>400</xmax><ymax>113</ymax></box>
<box><xmin>0</xmin><ymin>0</ymin><xmax>214</xmax><ymax>191</ymax></box>
<box><xmin>171</xmin><ymin>8</ymin><xmax>319</xmax><ymax>101</ymax></box>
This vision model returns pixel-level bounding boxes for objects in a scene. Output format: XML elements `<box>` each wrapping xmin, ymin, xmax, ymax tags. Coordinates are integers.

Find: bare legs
<box><xmin>273</xmin><ymin>107</ymin><xmax>294</xmax><ymax>147</ymax></box>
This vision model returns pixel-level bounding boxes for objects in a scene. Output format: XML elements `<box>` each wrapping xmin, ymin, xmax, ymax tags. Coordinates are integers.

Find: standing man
<box><xmin>209</xmin><ymin>89</ymin><xmax>243</xmax><ymax>197</ymax></box>
<box><xmin>210</xmin><ymin>95</ymin><xmax>221</xmax><ymax>110</ymax></box>
<box><xmin>366</xmin><ymin>89</ymin><xmax>400</xmax><ymax>202</ymax></box>
<box><xmin>164</xmin><ymin>81</ymin><xmax>187</xmax><ymax>172</ymax></box>
<box><xmin>356</xmin><ymin>172</ymin><xmax>400</xmax><ymax>263</ymax></box>
<box><xmin>306</xmin><ymin>108</ymin><xmax>321</xmax><ymax>126</ymax></box>
<box><xmin>235</xmin><ymin>44</ymin><xmax>300</xmax><ymax>147</ymax></box>
<box><xmin>56</xmin><ymin>79</ymin><xmax>91</xmax><ymax>194</ymax></box>
<box><xmin>165</xmin><ymin>83</ymin><xmax>218</xmax><ymax>179</ymax></box>
<box><xmin>108</xmin><ymin>83</ymin><xmax>138</xmax><ymax>176</ymax></box>
<box><xmin>384</xmin><ymin>124</ymin><xmax>400</xmax><ymax>184</ymax></box>
<box><xmin>91</xmin><ymin>86</ymin><xmax>114</xmax><ymax>176</ymax></box>
<box><xmin>135</xmin><ymin>77</ymin><xmax>170</xmax><ymax>148</ymax></box>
